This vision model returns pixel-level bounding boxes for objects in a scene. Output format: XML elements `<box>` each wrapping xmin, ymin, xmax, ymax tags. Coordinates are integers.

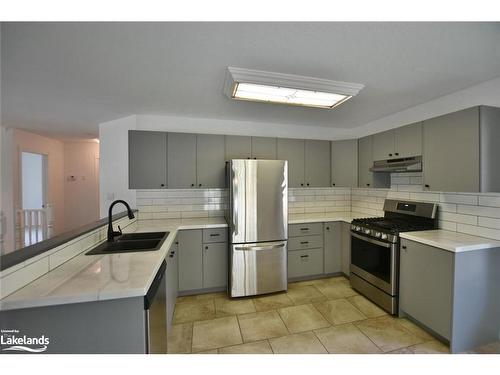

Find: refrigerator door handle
<box><xmin>234</xmin><ymin>242</ymin><xmax>286</xmax><ymax>251</ymax></box>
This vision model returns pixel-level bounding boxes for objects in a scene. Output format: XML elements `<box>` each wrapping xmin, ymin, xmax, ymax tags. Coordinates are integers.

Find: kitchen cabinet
<box><xmin>202</xmin><ymin>242</ymin><xmax>228</xmax><ymax>289</ymax></box>
<box><xmin>358</xmin><ymin>136</ymin><xmax>390</xmax><ymax>188</ymax></box>
<box><xmin>331</xmin><ymin>139</ymin><xmax>358</xmax><ymax>187</ymax></box>
<box><xmin>167</xmin><ymin>132</ymin><xmax>197</xmax><ymax>189</ymax></box>
<box><xmin>178</xmin><ymin>229</ymin><xmax>203</xmax><ymax>291</ymax></box>
<box><xmin>251</xmin><ymin>136</ymin><xmax>277</xmax><ymax>159</ymax></box>
<box><xmin>394</xmin><ymin>122</ymin><xmax>422</xmax><ymax>158</ymax></box>
<box><xmin>128</xmin><ymin>130</ymin><xmax>167</xmax><ymax>189</ymax></box>
<box><xmin>277</xmin><ymin>138</ymin><xmax>305</xmax><ymax>187</ymax></box>
<box><xmin>399</xmin><ymin>239</ymin><xmax>453</xmax><ymax>340</ymax></box>
<box><xmin>288</xmin><ymin>223</ymin><xmax>324</xmax><ymax>280</ymax></box>
<box><xmin>166</xmin><ymin>240</ymin><xmax>178</xmax><ymax>332</ymax></box>
<box><xmin>196</xmin><ymin>134</ymin><xmax>226</xmax><ymax>188</ymax></box>
<box><xmin>225</xmin><ymin>135</ymin><xmax>251</xmax><ymax>160</ymax></box>
<box><xmin>372</xmin><ymin>122</ymin><xmax>422</xmax><ymax>161</ymax></box>
<box><xmin>305</xmin><ymin>139</ymin><xmax>331</xmax><ymax>187</ymax></box>
<box><xmin>340</xmin><ymin>222</ymin><xmax>351</xmax><ymax>275</ymax></box>
<box><xmin>423</xmin><ymin>107</ymin><xmax>480</xmax><ymax>192</ymax></box>
<box><xmin>288</xmin><ymin>248</ymin><xmax>324</xmax><ymax>279</ymax></box>
<box><xmin>324</xmin><ymin>222</ymin><xmax>342</xmax><ymax>274</ymax></box>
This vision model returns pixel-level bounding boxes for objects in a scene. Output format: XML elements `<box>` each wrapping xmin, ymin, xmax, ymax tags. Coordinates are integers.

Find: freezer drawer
<box><xmin>230</xmin><ymin>240</ymin><xmax>288</xmax><ymax>297</ymax></box>
<box><xmin>288</xmin><ymin>248</ymin><xmax>324</xmax><ymax>279</ymax></box>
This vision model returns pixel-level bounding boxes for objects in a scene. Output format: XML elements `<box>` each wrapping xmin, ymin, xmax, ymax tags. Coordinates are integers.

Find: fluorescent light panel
<box><xmin>233</xmin><ymin>82</ymin><xmax>351</xmax><ymax>108</ymax></box>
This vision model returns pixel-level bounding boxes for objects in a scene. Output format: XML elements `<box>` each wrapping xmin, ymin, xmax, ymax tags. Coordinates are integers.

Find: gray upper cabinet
<box><xmin>305</xmin><ymin>140</ymin><xmax>331</xmax><ymax>187</ymax></box>
<box><xmin>423</xmin><ymin>107</ymin><xmax>480</xmax><ymax>192</ymax></box>
<box><xmin>167</xmin><ymin>132</ymin><xmax>197</xmax><ymax>188</ymax></box>
<box><xmin>358</xmin><ymin>136</ymin><xmax>373</xmax><ymax>188</ymax></box>
<box><xmin>277</xmin><ymin>138</ymin><xmax>305</xmax><ymax>187</ymax></box>
<box><xmin>394</xmin><ymin>122</ymin><xmax>422</xmax><ymax>158</ymax></box>
<box><xmin>372</xmin><ymin>130</ymin><xmax>395</xmax><ymax>161</ymax></box>
<box><xmin>225</xmin><ymin>135</ymin><xmax>251</xmax><ymax>160</ymax></box>
<box><xmin>251</xmin><ymin>137</ymin><xmax>277</xmax><ymax>159</ymax></box>
<box><xmin>196</xmin><ymin>134</ymin><xmax>225</xmax><ymax>188</ymax></box>
<box><xmin>372</xmin><ymin>122</ymin><xmax>422</xmax><ymax>161</ymax></box>
<box><xmin>128</xmin><ymin>130</ymin><xmax>167</xmax><ymax>189</ymax></box>
<box><xmin>331</xmin><ymin>139</ymin><xmax>358</xmax><ymax>188</ymax></box>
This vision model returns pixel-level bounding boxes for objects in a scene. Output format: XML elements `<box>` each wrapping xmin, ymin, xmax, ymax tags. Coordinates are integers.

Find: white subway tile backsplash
<box><xmin>456</xmin><ymin>223</ymin><xmax>500</xmax><ymax>241</ymax></box>
<box><xmin>478</xmin><ymin>196</ymin><xmax>500</xmax><ymax>207</ymax></box>
<box><xmin>408</xmin><ymin>192</ymin><xmax>440</xmax><ymax>202</ymax></box>
<box><xmin>439</xmin><ymin>220</ymin><xmax>457</xmax><ymax>231</ymax></box>
<box><xmin>440</xmin><ymin>193</ymin><xmax>478</xmax><ymax>205</ymax></box>
<box><xmin>439</xmin><ymin>212</ymin><xmax>477</xmax><ymax>225</ymax></box>
<box><xmin>477</xmin><ymin>217</ymin><xmax>500</xmax><ymax>230</ymax></box>
<box><xmin>457</xmin><ymin>204</ymin><xmax>500</xmax><ymax>218</ymax></box>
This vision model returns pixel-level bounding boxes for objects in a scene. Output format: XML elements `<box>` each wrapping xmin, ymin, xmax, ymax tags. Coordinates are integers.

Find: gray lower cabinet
<box><xmin>399</xmin><ymin>238</ymin><xmax>500</xmax><ymax>353</ymax></box>
<box><xmin>288</xmin><ymin>248</ymin><xmax>324</xmax><ymax>278</ymax></box>
<box><xmin>331</xmin><ymin>139</ymin><xmax>358</xmax><ymax>188</ymax></box>
<box><xmin>251</xmin><ymin>136</ymin><xmax>277</xmax><ymax>159</ymax></box>
<box><xmin>423</xmin><ymin>107</ymin><xmax>480</xmax><ymax>192</ymax></box>
<box><xmin>225</xmin><ymin>135</ymin><xmax>251</xmax><ymax>160</ymax></box>
<box><xmin>178</xmin><ymin>229</ymin><xmax>203</xmax><ymax>291</ymax></box>
<box><xmin>277</xmin><ymin>138</ymin><xmax>305</xmax><ymax>187</ymax></box>
<box><xmin>340</xmin><ymin>222</ymin><xmax>351</xmax><ymax>275</ymax></box>
<box><xmin>324</xmin><ymin>222</ymin><xmax>341</xmax><ymax>274</ymax></box>
<box><xmin>167</xmin><ymin>132</ymin><xmax>197</xmax><ymax>188</ymax></box>
<box><xmin>178</xmin><ymin>228</ymin><xmax>228</xmax><ymax>293</ymax></box>
<box><xmin>128</xmin><ymin>130</ymin><xmax>167</xmax><ymax>189</ymax></box>
<box><xmin>288</xmin><ymin>223</ymin><xmax>324</xmax><ymax>280</ymax></box>
<box><xmin>202</xmin><ymin>242</ymin><xmax>228</xmax><ymax>289</ymax></box>
<box><xmin>305</xmin><ymin>139</ymin><xmax>331</xmax><ymax>187</ymax></box>
<box><xmin>196</xmin><ymin>134</ymin><xmax>226</xmax><ymax>188</ymax></box>
<box><xmin>399</xmin><ymin>239</ymin><xmax>453</xmax><ymax>340</ymax></box>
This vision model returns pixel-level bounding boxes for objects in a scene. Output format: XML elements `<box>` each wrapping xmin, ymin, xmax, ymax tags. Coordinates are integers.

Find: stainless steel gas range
<box><xmin>349</xmin><ymin>200</ymin><xmax>438</xmax><ymax>314</ymax></box>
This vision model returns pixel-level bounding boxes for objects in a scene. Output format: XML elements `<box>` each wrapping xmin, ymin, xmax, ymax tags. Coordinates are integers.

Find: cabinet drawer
<box><xmin>288</xmin><ymin>248</ymin><xmax>324</xmax><ymax>279</ymax></box>
<box><xmin>288</xmin><ymin>235</ymin><xmax>323</xmax><ymax>251</ymax></box>
<box><xmin>203</xmin><ymin>228</ymin><xmax>228</xmax><ymax>243</ymax></box>
<box><xmin>289</xmin><ymin>223</ymin><xmax>323</xmax><ymax>237</ymax></box>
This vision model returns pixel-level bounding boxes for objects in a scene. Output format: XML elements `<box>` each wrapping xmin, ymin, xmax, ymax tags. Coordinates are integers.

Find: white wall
<box><xmin>99</xmin><ymin>115</ymin><xmax>137</xmax><ymax>218</ymax></box>
<box><xmin>63</xmin><ymin>140</ymin><xmax>100</xmax><ymax>230</ymax></box>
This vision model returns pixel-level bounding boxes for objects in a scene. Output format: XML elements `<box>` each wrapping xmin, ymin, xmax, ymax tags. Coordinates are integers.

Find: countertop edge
<box><xmin>400</xmin><ymin>230</ymin><xmax>500</xmax><ymax>253</ymax></box>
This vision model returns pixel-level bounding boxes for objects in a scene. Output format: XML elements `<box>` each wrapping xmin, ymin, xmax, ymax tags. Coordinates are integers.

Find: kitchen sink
<box><xmin>86</xmin><ymin>231</ymin><xmax>169</xmax><ymax>255</ymax></box>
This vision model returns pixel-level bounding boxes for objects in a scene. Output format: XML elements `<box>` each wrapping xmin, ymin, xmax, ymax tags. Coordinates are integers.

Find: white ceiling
<box><xmin>2</xmin><ymin>22</ymin><xmax>500</xmax><ymax>137</ymax></box>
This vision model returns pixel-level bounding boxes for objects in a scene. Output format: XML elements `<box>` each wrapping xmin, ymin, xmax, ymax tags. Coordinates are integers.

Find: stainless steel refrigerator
<box><xmin>226</xmin><ymin>159</ymin><xmax>288</xmax><ymax>298</ymax></box>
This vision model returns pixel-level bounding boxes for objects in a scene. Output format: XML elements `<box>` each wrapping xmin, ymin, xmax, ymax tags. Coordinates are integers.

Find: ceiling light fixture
<box><xmin>224</xmin><ymin>67</ymin><xmax>364</xmax><ymax>109</ymax></box>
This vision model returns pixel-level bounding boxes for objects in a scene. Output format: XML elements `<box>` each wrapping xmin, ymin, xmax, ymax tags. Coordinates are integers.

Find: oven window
<box><xmin>351</xmin><ymin>236</ymin><xmax>391</xmax><ymax>283</ymax></box>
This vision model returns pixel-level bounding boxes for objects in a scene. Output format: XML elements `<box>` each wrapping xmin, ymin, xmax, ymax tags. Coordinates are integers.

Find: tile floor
<box><xmin>167</xmin><ymin>276</ymin><xmax>496</xmax><ymax>354</ymax></box>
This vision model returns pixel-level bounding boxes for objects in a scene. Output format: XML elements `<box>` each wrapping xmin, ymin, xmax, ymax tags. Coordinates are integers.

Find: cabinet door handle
<box><xmin>204</xmin><ymin>246</ymin><xmax>209</xmax><ymax>250</ymax></box>
<box><xmin>160</xmin><ymin>183</ymin><xmax>165</xmax><ymax>187</ymax></box>
<box><xmin>301</xmin><ymin>183</ymin><xmax>304</xmax><ymax>187</ymax></box>
<box><xmin>191</xmin><ymin>183</ymin><xmax>195</xmax><ymax>187</ymax></box>
<box><xmin>209</xmin><ymin>233</ymin><xmax>220</xmax><ymax>237</ymax></box>
<box><xmin>199</xmin><ymin>184</ymin><xmax>202</xmax><ymax>187</ymax></box>
<box><xmin>300</xmin><ymin>241</ymin><xmax>309</xmax><ymax>245</ymax></box>
<box><xmin>300</xmin><ymin>255</ymin><xmax>309</xmax><ymax>259</ymax></box>
<box><xmin>307</xmin><ymin>183</ymin><xmax>310</xmax><ymax>186</ymax></box>
<box><xmin>395</xmin><ymin>152</ymin><xmax>399</xmax><ymax>156</ymax></box>
<box><xmin>300</xmin><ymin>228</ymin><xmax>309</xmax><ymax>231</ymax></box>
<box><xmin>389</xmin><ymin>153</ymin><xmax>393</xmax><ymax>157</ymax></box>
<box><xmin>366</xmin><ymin>183</ymin><xmax>370</xmax><ymax>187</ymax></box>
<box><xmin>402</xmin><ymin>245</ymin><xmax>407</xmax><ymax>250</ymax></box>
<box><xmin>332</xmin><ymin>183</ymin><xmax>335</xmax><ymax>186</ymax></box>
<box><xmin>425</xmin><ymin>184</ymin><xmax>430</xmax><ymax>188</ymax></box>
<box><xmin>326</xmin><ymin>227</ymin><xmax>330</xmax><ymax>230</ymax></box>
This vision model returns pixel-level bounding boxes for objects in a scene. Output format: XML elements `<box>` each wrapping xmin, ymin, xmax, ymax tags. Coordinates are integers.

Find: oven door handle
<box><xmin>351</xmin><ymin>232</ymin><xmax>392</xmax><ymax>248</ymax></box>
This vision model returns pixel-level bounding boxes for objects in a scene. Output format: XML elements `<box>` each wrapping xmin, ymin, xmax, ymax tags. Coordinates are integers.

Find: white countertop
<box><xmin>400</xmin><ymin>230</ymin><xmax>500</xmax><ymax>253</ymax></box>
<box><xmin>0</xmin><ymin>213</ymin><xmax>365</xmax><ymax>311</ymax></box>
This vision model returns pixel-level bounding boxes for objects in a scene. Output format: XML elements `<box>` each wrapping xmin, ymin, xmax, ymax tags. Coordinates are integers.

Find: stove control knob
<box><xmin>381</xmin><ymin>233</ymin><xmax>388</xmax><ymax>240</ymax></box>
<box><xmin>363</xmin><ymin>228</ymin><xmax>371</xmax><ymax>235</ymax></box>
<box><xmin>355</xmin><ymin>226</ymin><xmax>361</xmax><ymax>231</ymax></box>
<box><xmin>374</xmin><ymin>231</ymin><xmax>381</xmax><ymax>238</ymax></box>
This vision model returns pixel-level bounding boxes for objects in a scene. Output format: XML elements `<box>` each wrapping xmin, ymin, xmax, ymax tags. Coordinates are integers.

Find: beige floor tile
<box><xmin>347</xmin><ymin>295</ymin><xmax>387</xmax><ymax>318</ymax></box>
<box><xmin>396</xmin><ymin>318</ymin><xmax>435</xmax><ymax>342</ymax></box>
<box><xmin>218</xmin><ymin>340</ymin><xmax>273</xmax><ymax>354</ymax></box>
<box><xmin>288</xmin><ymin>278</ymin><xmax>327</xmax><ymax>288</ymax></box>
<box><xmin>278</xmin><ymin>304</ymin><xmax>330</xmax><ymax>333</ymax></box>
<box><xmin>286</xmin><ymin>285</ymin><xmax>327</xmax><ymax>305</ymax></box>
<box><xmin>167</xmin><ymin>323</ymin><xmax>193</xmax><ymax>354</ymax></box>
<box><xmin>389</xmin><ymin>340</ymin><xmax>450</xmax><ymax>354</ymax></box>
<box><xmin>269</xmin><ymin>332</ymin><xmax>327</xmax><ymax>354</ymax></box>
<box><xmin>314</xmin><ymin>323</ymin><xmax>382</xmax><ymax>354</ymax></box>
<box><xmin>196</xmin><ymin>291</ymin><xmax>228</xmax><ymax>301</ymax></box>
<box><xmin>173</xmin><ymin>300</ymin><xmax>216</xmax><ymax>324</ymax></box>
<box><xmin>192</xmin><ymin>316</ymin><xmax>243</xmax><ymax>352</ymax></box>
<box><xmin>176</xmin><ymin>295</ymin><xmax>198</xmax><ymax>304</ymax></box>
<box><xmin>354</xmin><ymin>316</ymin><xmax>422</xmax><ymax>352</ymax></box>
<box><xmin>314</xmin><ymin>298</ymin><xmax>366</xmax><ymax>325</ymax></box>
<box><xmin>315</xmin><ymin>281</ymin><xmax>359</xmax><ymax>299</ymax></box>
<box><xmin>215</xmin><ymin>298</ymin><xmax>256</xmax><ymax>317</ymax></box>
<box><xmin>238</xmin><ymin>310</ymin><xmax>289</xmax><ymax>342</ymax></box>
<box><xmin>322</xmin><ymin>276</ymin><xmax>350</xmax><ymax>285</ymax></box>
<box><xmin>468</xmin><ymin>341</ymin><xmax>500</xmax><ymax>354</ymax></box>
<box><xmin>252</xmin><ymin>292</ymin><xmax>294</xmax><ymax>312</ymax></box>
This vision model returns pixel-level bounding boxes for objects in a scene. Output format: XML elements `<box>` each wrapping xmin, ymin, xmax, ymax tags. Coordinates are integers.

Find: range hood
<box><xmin>370</xmin><ymin>156</ymin><xmax>422</xmax><ymax>173</ymax></box>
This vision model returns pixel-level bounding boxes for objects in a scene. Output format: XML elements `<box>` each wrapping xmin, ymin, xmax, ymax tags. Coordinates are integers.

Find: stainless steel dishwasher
<box><xmin>144</xmin><ymin>260</ymin><xmax>167</xmax><ymax>354</ymax></box>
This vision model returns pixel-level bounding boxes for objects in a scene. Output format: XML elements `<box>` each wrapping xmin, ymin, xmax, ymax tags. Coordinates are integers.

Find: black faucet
<box><xmin>107</xmin><ymin>200</ymin><xmax>135</xmax><ymax>242</ymax></box>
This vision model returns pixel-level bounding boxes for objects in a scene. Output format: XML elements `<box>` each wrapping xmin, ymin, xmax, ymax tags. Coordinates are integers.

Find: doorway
<box><xmin>19</xmin><ymin>151</ymin><xmax>48</xmax><ymax>246</ymax></box>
